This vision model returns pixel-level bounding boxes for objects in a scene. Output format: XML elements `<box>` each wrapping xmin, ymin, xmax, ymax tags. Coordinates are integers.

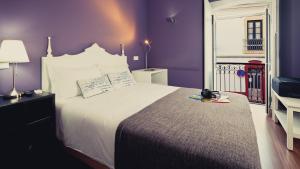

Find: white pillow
<box><xmin>47</xmin><ymin>65</ymin><xmax>102</xmax><ymax>99</ymax></box>
<box><xmin>107</xmin><ymin>71</ymin><xmax>136</xmax><ymax>89</ymax></box>
<box><xmin>77</xmin><ymin>75</ymin><xmax>113</xmax><ymax>98</ymax></box>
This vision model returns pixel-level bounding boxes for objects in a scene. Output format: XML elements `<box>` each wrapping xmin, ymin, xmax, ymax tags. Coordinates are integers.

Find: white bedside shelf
<box><xmin>132</xmin><ymin>68</ymin><xmax>168</xmax><ymax>85</ymax></box>
<box><xmin>273</xmin><ymin>109</ymin><xmax>300</xmax><ymax>138</ymax></box>
<box><xmin>272</xmin><ymin>89</ymin><xmax>300</xmax><ymax>150</ymax></box>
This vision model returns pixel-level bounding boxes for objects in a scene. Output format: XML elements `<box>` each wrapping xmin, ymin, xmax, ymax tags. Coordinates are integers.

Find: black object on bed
<box><xmin>115</xmin><ymin>88</ymin><xmax>261</xmax><ymax>169</ymax></box>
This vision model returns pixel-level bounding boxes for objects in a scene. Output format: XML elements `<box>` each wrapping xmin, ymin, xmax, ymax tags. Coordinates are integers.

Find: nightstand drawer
<box><xmin>26</xmin><ymin>117</ymin><xmax>55</xmax><ymax>150</ymax></box>
<box><xmin>0</xmin><ymin>103</ymin><xmax>26</xmax><ymax>132</ymax></box>
<box><xmin>25</xmin><ymin>97</ymin><xmax>54</xmax><ymax>123</ymax></box>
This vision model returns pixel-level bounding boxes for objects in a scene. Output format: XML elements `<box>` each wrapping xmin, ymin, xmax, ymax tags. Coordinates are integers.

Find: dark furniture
<box><xmin>272</xmin><ymin>77</ymin><xmax>300</xmax><ymax>99</ymax></box>
<box><xmin>0</xmin><ymin>93</ymin><xmax>56</xmax><ymax>169</ymax></box>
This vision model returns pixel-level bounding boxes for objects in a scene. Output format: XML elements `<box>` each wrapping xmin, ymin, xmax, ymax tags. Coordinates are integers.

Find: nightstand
<box><xmin>132</xmin><ymin>68</ymin><xmax>168</xmax><ymax>85</ymax></box>
<box><xmin>0</xmin><ymin>93</ymin><xmax>56</xmax><ymax>169</ymax></box>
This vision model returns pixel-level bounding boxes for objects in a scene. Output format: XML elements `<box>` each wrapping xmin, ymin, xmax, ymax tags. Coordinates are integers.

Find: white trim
<box><xmin>204</xmin><ymin>0</ymin><xmax>213</xmax><ymax>89</ymax></box>
<box><xmin>215</xmin><ymin>12</ymin><xmax>265</xmax><ymax>20</ymax></box>
<box><xmin>0</xmin><ymin>63</ymin><xmax>9</xmax><ymax>69</ymax></box>
<box><xmin>46</xmin><ymin>36</ymin><xmax>53</xmax><ymax>58</ymax></box>
<box><xmin>273</xmin><ymin>0</ymin><xmax>280</xmax><ymax>77</ymax></box>
<box><xmin>211</xmin><ymin>0</ymin><xmax>272</xmax><ymax>11</ymax></box>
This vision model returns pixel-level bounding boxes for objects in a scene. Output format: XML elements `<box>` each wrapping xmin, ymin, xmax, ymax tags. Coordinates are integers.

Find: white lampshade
<box><xmin>0</xmin><ymin>40</ymin><xmax>29</xmax><ymax>63</ymax></box>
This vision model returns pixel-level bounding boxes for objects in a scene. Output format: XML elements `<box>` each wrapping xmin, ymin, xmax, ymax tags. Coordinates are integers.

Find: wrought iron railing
<box><xmin>215</xmin><ymin>64</ymin><xmax>246</xmax><ymax>93</ymax></box>
<box><xmin>216</xmin><ymin>61</ymin><xmax>265</xmax><ymax>104</ymax></box>
<box><xmin>243</xmin><ymin>39</ymin><xmax>264</xmax><ymax>53</ymax></box>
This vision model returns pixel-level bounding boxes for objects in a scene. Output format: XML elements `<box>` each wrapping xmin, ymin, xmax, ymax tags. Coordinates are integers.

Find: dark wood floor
<box><xmin>55</xmin><ymin>105</ymin><xmax>300</xmax><ymax>169</ymax></box>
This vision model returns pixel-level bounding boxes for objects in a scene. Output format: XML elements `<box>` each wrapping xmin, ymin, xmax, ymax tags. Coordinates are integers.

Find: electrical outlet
<box><xmin>133</xmin><ymin>56</ymin><xmax>139</xmax><ymax>61</ymax></box>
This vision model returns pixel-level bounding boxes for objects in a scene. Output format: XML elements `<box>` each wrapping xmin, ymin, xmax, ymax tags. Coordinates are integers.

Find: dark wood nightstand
<box><xmin>0</xmin><ymin>93</ymin><xmax>56</xmax><ymax>169</ymax></box>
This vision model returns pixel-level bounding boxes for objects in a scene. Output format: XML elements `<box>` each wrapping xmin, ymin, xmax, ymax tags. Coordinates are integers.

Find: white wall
<box><xmin>216</xmin><ymin>17</ymin><xmax>245</xmax><ymax>57</ymax></box>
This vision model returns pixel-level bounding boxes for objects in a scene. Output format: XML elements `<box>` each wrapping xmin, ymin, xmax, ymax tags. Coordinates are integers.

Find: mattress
<box><xmin>55</xmin><ymin>83</ymin><xmax>179</xmax><ymax>169</ymax></box>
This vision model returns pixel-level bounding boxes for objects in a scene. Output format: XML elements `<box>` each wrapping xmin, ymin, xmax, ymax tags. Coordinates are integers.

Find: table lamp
<box><xmin>0</xmin><ymin>40</ymin><xmax>30</xmax><ymax>98</ymax></box>
<box><xmin>144</xmin><ymin>39</ymin><xmax>152</xmax><ymax>70</ymax></box>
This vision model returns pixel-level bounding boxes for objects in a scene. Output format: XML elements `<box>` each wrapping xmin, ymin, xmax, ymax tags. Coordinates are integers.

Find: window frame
<box><xmin>244</xmin><ymin>16</ymin><xmax>265</xmax><ymax>54</ymax></box>
<box><xmin>247</xmin><ymin>20</ymin><xmax>263</xmax><ymax>40</ymax></box>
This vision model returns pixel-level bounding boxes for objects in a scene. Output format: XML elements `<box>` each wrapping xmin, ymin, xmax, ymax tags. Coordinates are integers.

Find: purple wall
<box><xmin>0</xmin><ymin>0</ymin><xmax>147</xmax><ymax>94</ymax></box>
<box><xmin>280</xmin><ymin>0</ymin><xmax>300</xmax><ymax>78</ymax></box>
<box><xmin>1</xmin><ymin>0</ymin><xmax>297</xmax><ymax>94</ymax></box>
<box><xmin>147</xmin><ymin>0</ymin><xmax>204</xmax><ymax>88</ymax></box>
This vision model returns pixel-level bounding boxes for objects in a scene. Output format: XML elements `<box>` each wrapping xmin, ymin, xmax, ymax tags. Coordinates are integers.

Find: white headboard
<box><xmin>42</xmin><ymin>37</ymin><xmax>128</xmax><ymax>92</ymax></box>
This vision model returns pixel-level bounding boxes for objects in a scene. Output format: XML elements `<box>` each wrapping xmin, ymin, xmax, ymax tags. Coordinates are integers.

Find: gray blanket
<box><xmin>115</xmin><ymin>88</ymin><xmax>261</xmax><ymax>169</ymax></box>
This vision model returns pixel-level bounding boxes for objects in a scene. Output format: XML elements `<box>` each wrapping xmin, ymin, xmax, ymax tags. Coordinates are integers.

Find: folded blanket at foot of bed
<box><xmin>115</xmin><ymin>88</ymin><xmax>261</xmax><ymax>169</ymax></box>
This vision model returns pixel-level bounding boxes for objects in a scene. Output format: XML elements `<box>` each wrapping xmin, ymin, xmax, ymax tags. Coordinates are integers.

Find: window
<box><xmin>247</xmin><ymin>20</ymin><xmax>263</xmax><ymax>51</ymax></box>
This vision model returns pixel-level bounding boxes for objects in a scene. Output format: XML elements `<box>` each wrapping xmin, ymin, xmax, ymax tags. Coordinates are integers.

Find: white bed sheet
<box><xmin>56</xmin><ymin>83</ymin><xmax>179</xmax><ymax>169</ymax></box>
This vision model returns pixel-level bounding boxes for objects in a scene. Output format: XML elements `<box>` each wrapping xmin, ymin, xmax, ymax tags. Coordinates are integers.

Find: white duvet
<box><xmin>56</xmin><ymin>83</ymin><xmax>179</xmax><ymax>169</ymax></box>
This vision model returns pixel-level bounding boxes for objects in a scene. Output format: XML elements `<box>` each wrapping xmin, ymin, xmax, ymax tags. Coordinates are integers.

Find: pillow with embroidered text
<box><xmin>77</xmin><ymin>75</ymin><xmax>113</xmax><ymax>98</ymax></box>
<box><xmin>107</xmin><ymin>71</ymin><xmax>136</xmax><ymax>89</ymax></box>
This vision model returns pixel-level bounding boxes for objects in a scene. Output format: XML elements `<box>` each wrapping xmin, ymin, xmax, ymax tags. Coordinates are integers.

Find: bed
<box><xmin>42</xmin><ymin>37</ymin><xmax>261</xmax><ymax>169</ymax></box>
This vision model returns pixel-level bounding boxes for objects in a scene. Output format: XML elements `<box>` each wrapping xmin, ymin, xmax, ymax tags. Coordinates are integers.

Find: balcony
<box><xmin>216</xmin><ymin>61</ymin><xmax>265</xmax><ymax>104</ymax></box>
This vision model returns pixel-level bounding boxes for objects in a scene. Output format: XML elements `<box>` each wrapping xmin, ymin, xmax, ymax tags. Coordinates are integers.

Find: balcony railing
<box><xmin>243</xmin><ymin>39</ymin><xmax>264</xmax><ymax>54</ymax></box>
<box><xmin>216</xmin><ymin>61</ymin><xmax>265</xmax><ymax>104</ymax></box>
<box><xmin>215</xmin><ymin>64</ymin><xmax>246</xmax><ymax>93</ymax></box>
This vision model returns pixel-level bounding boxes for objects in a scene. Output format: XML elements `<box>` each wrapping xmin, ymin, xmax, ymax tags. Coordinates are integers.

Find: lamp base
<box><xmin>2</xmin><ymin>63</ymin><xmax>21</xmax><ymax>100</ymax></box>
<box><xmin>8</xmin><ymin>88</ymin><xmax>20</xmax><ymax>98</ymax></box>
